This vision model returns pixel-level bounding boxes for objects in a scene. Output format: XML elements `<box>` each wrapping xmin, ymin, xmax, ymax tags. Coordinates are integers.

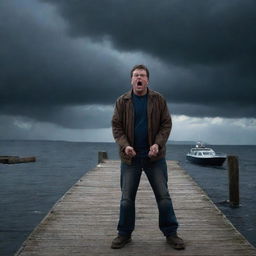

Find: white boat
<box><xmin>186</xmin><ymin>143</ymin><xmax>226</xmax><ymax>166</ymax></box>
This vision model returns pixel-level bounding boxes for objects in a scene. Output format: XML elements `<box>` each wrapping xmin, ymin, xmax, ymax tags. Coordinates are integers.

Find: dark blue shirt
<box><xmin>132</xmin><ymin>93</ymin><xmax>149</xmax><ymax>157</ymax></box>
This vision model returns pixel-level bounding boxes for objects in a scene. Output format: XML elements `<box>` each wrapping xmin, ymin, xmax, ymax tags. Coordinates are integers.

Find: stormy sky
<box><xmin>0</xmin><ymin>0</ymin><xmax>256</xmax><ymax>144</ymax></box>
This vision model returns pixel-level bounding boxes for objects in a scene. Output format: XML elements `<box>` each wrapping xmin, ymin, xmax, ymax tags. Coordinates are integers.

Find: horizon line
<box><xmin>0</xmin><ymin>139</ymin><xmax>255</xmax><ymax>146</ymax></box>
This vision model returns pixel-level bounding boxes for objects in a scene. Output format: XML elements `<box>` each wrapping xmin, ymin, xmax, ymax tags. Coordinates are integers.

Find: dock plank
<box><xmin>15</xmin><ymin>160</ymin><xmax>256</xmax><ymax>256</ymax></box>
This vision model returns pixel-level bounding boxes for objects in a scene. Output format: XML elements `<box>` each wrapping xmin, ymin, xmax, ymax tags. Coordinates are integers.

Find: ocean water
<box><xmin>0</xmin><ymin>140</ymin><xmax>255</xmax><ymax>255</ymax></box>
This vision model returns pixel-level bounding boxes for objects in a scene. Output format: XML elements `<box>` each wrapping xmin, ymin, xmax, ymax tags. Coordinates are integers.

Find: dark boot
<box><xmin>111</xmin><ymin>235</ymin><xmax>132</xmax><ymax>249</ymax></box>
<box><xmin>166</xmin><ymin>234</ymin><xmax>185</xmax><ymax>250</ymax></box>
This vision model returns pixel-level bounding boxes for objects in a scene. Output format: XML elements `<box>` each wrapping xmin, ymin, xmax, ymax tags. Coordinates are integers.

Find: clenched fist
<box><xmin>148</xmin><ymin>144</ymin><xmax>159</xmax><ymax>157</ymax></box>
<box><xmin>125</xmin><ymin>146</ymin><xmax>136</xmax><ymax>157</ymax></box>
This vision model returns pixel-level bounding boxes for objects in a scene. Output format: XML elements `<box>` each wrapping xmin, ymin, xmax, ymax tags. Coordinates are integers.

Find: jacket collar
<box><xmin>123</xmin><ymin>88</ymin><xmax>155</xmax><ymax>100</ymax></box>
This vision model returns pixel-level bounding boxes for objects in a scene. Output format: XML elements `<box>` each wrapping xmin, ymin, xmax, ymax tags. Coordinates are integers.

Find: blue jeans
<box><xmin>117</xmin><ymin>157</ymin><xmax>178</xmax><ymax>237</ymax></box>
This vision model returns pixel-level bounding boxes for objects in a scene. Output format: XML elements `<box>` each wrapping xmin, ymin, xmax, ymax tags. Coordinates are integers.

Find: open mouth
<box><xmin>137</xmin><ymin>81</ymin><xmax>142</xmax><ymax>86</ymax></box>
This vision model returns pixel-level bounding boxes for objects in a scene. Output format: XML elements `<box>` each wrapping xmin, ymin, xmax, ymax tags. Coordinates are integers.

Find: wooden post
<box><xmin>227</xmin><ymin>155</ymin><xmax>240</xmax><ymax>207</ymax></box>
<box><xmin>98</xmin><ymin>151</ymin><xmax>108</xmax><ymax>164</ymax></box>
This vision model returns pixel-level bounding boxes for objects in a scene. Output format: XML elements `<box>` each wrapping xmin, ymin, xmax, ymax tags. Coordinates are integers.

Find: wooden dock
<box><xmin>15</xmin><ymin>160</ymin><xmax>256</xmax><ymax>256</ymax></box>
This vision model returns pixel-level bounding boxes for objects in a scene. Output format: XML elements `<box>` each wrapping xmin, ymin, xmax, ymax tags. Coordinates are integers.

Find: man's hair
<box><xmin>130</xmin><ymin>64</ymin><xmax>150</xmax><ymax>79</ymax></box>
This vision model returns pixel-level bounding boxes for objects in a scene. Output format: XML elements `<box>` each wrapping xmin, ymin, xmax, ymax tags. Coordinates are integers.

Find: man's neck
<box><xmin>133</xmin><ymin>89</ymin><xmax>147</xmax><ymax>96</ymax></box>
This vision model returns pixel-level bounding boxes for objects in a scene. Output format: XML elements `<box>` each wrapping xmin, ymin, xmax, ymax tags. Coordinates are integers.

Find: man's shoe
<box><xmin>166</xmin><ymin>234</ymin><xmax>185</xmax><ymax>250</ymax></box>
<box><xmin>111</xmin><ymin>235</ymin><xmax>132</xmax><ymax>249</ymax></box>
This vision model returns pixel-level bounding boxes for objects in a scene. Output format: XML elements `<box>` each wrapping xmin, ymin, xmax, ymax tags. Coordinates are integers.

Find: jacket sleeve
<box><xmin>112</xmin><ymin>99</ymin><xmax>130</xmax><ymax>151</ymax></box>
<box><xmin>154</xmin><ymin>98</ymin><xmax>172</xmax><ymax>148</ymax></box>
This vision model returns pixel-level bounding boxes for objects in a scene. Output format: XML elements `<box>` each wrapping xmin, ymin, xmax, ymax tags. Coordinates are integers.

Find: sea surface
<box><xmin>0</xmin><ymin>140</ymin><xmax>255</xmax><ymax>255</ymax></box>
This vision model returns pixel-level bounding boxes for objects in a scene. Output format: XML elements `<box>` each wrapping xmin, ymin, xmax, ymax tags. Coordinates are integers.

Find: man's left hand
<box><xmin>148</xmin><ymin>144</ymin><xmax>159</xmax><ymax>157</ymax></box>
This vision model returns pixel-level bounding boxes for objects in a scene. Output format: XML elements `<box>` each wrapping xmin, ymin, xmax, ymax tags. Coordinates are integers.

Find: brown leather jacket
<box><xmin>112</xmin><ymin>89</ymin><xmax>172</xmax><ymax>164</ymax></box>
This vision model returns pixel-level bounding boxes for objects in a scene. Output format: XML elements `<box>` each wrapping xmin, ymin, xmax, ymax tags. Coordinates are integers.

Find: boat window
<box><xmin>203</xmin><ymin>152</ymin><xmax>214</xmax><ymax>156</ymax></box>
<box><xmin>198</xmin><ymin>152</ymin><xmax>202</xmax><ymax>156</ymax></box>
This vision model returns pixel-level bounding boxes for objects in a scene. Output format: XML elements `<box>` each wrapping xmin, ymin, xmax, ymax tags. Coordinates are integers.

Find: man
<box><xmin>111</xmin><ymin>64</ymin><xmax>185</xmax><ymax>250</ymax></box>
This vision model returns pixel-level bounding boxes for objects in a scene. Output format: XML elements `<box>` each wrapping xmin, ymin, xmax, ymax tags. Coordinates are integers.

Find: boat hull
<box><xmin>186</xmin><ymin>155</ymin><xmax>226</xmax><ymax>166</ymax></box>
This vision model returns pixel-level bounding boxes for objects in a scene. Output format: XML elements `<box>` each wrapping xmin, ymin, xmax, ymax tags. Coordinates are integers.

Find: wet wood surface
<box><xmin>15</xmin><ymin>160</ymin><xmax>256</xmax><ymax>256</ymax></box>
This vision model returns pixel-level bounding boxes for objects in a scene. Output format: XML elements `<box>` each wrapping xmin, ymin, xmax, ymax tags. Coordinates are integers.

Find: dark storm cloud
<box><xmin>0</xmin><ymin>0</ymin><xmax>256</xmax><ymax>131</ymax></box>
<box><xmin>0</xmin><ymin>0</ymin><xmax>131</xmax><ymax>128</ymax></box>
<box><xmin>0</xmin><ymin>0</ymin><xmax>126</xmax><ymax>106</ymax></box>
<box><xmin>42</xmin><ymin>0</ymin><xmax>256</xmax><ymax>65</ymax></box>
<box><xmin>41</xmin><ymin>0</ymin><xmax>256</xmax><ymax>108</ymax></box>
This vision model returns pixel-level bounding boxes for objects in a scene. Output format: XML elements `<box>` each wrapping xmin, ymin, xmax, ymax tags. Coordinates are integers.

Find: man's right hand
<box><xmin>125</xmin><ymin>146</ymin><xmax>136</xmax><ymax>157</ymax></box>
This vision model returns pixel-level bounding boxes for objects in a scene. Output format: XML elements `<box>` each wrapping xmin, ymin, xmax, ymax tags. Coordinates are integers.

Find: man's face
<box><xmin>131</xmin><ymin>69</ymin><xmax>149</xmax><ymax>96</ymax></box>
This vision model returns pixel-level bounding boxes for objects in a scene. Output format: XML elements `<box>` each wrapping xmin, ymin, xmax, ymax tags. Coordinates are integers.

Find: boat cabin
<box><xmin>190</xmin><ymin>148</ymin><xmax>216</xmax><ymax>157</ymax></box>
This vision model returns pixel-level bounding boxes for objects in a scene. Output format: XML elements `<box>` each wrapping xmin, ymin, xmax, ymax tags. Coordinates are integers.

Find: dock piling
<box><xmin>98</xmin><ymin>151</ymin><xmax>108</xmax><ymax>163</ymax></box>
<box><xmin>228</xmin><ymin>155</ymin><xmax>240</xmax><ymax>207</ymax></box>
